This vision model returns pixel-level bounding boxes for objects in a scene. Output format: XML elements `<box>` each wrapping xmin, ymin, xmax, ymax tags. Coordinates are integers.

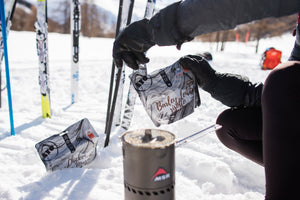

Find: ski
<box><xmin>35</xmin><ymin>0</ymin><xmax>51</xmax><ymax>118</ymax></box>
<box><xmin>104</xmin><ymin>0</ymin><xmax>135</xmax><ymax>147</ymax></box>
<box><xmin>70</xmin><ymin>0</ymin><xmax>80</xmax><ymax>104</ymax></box>
<box><xmin>112</xmin><ymin>0</ymin><xmax>135</xmax><ymax>127</ymax></box>
<box><xmin>121</xmin><ymin>0</ymin><xmax>156</xmax><ymax>130</ymax></box>
<box><xmin>144</xmin><ymin>0</ymin><xmax>156</xmax><ymax>19</ymax></box>
<box><xmin>0</xmin><ymin>0</ymin><xmax>17</xmax><ymax>108</ymax></box>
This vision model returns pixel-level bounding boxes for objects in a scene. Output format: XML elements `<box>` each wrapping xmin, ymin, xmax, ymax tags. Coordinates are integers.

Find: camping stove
<box><xmin>121</xmin><ymin>129</ymin><xmax>176</xmax><ymax>200</ymax></box>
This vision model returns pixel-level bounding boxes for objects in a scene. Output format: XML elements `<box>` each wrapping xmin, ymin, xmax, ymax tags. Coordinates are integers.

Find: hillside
<box><xmin>10</xmin><ymin>0</ymin><xmax>299</xmax><ymax>40</ymax></box>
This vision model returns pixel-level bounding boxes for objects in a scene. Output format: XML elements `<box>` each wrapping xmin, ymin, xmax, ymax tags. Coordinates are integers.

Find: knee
<box><xmin>262</xmin><ymin>62</ymin><xmax>300</xmax><ymax>135</ymax></box>
<box><xmin>216</xmin><ymin>109</ymin><xmax>236</xmax><ymax>146</ymax></box>
<box><xmin>216</xmin><ymin>109</ymin><xmax>231</xmax><ymax>129</ymax></box>
<box><xmin>262</xmin><ymin>62</ymin><xmax>300</xmax><ymax>106</ymax></box>
<box><xmin>262</xmin><ymin>66</ymin><xmax>287</xmax><ymax>93</ymax></box>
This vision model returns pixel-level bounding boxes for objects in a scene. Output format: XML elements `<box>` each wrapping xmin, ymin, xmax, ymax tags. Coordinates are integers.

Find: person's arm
<box><xmin>150</xmin><ymin>0</ymin><xmax>299</xmax><ymax>46</ymax></box>
<box><xmin>204</xmin><ymin>73</ymin><xmax>263</xmax><ymax>107</ymax></box>
<box><xmin>179</xmin><ymin>55</ymin><xmax>262</xmax><ymax>107</ymax></box>
<box><xmin>113</xmin><ymin>0</ymin><xmax>299</xmax><ymax>70</ymax></box>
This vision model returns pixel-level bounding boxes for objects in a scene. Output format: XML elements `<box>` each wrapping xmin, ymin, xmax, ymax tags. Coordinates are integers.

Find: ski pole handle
<box><xmin>176</xmin><ymin>124</ymin><xmax>222</xmax><ymax>147</ymax></box>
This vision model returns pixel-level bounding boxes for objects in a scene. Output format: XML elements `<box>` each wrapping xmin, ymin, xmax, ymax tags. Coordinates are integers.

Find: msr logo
<box><xmin>86</xmin><ymin>130</ymin><xmax>95</xmax><ymax>139</ymax></box>
<box><xmin>134</xmin><ymin>75</ymin><xmax>148</xmax><ymax>88</ymax></box>
<box><xmin>152</xmin><ymin>168</ymin><xmax>171</xmax><ymax>182</ymax></box>
<box><xmin>38</xmin><ymin>141</ymin><xmax>58</xmax><ymax>161</ymax></box>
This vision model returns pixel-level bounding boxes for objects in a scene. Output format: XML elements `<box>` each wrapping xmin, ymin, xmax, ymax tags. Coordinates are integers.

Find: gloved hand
<box><xmin>179</xmin><ymin>54</ymin><xmax>262</xmax><ymax>107</ymax></box>
<box><xmin>113</xmin><ymin>2</ymin><xmax>194</xmax><ymax>70</ymax></box>
<box><xmin>179</xmin><ymin>55</ymin><xmax>216</xmax><ymax>88</ymax></box>
<box><xmin>113</xmin><ymin>19</ymin><xmax>155</xmax><ymax>70</ymax></box>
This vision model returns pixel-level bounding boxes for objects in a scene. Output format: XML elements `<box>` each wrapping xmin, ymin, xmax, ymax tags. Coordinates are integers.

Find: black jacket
<box><xmin>148</xmin><ymin>0</ymin><xmax>299</xmax><ymax>108</ymax></box>
<box><xmin>149</xmin><ymin>0</ymin><xmax>300</xmax><ymax>46</ymax></box>
<box><xmin>203</xmin><ymin>73</ymin><xmax>263</xmax><ymax>107</ymax></box>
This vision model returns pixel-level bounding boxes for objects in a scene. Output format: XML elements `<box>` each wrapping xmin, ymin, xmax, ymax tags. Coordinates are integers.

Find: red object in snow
<box><xmin>261</xmin><ymin>48</ymin><xmax>282</xmax><ymax>70</ymax></box>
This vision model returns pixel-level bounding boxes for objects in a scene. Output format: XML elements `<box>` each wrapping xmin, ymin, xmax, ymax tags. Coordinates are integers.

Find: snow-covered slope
<box><xmin>0</xmin><ymin>30</ymin><xmax>295</xmax><ymax>199</ymax></box>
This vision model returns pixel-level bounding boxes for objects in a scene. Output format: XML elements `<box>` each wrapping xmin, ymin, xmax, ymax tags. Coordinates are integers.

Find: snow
<box><xmin>0</xmin><ymin>30</ymin><xmax>295</xmax><ymax>200</ymax></box>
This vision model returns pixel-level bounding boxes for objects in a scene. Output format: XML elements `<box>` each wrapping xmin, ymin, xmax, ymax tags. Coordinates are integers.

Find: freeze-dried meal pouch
<box><xmin>130</xmin><ymin>61</ymin><xmax>200</xmax><ymax>126</ymax></box>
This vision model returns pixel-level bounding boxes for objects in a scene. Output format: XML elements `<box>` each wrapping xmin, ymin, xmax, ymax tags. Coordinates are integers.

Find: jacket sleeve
<box><xmin>149</xmin><ymin>0</ymin><xmax>300</xmax><ymax>46</ymax></box>
<box><xmin>202</xmin><ymin>73</ymin><xmax>263</xmax><ymax>108</ymax></box>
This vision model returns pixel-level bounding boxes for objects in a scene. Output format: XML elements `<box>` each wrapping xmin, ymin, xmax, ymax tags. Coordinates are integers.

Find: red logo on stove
<box><xmin>152</xmin><ymin>168</ymin><xmax>171</xmax><ymax>182</ymax></box>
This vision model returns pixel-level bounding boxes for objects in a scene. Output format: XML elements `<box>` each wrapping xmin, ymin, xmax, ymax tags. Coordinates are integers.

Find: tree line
<box><xmin>11</xmin><ymin>0</ymin><xmax>298</xmax><ymax>48</ymax></box>
<box><xmin>11</xmin><ymin>0</ymin><xmax>115</xmax><ymax>38</ymax></box>
<box><xmin>196</xmin><ymin>13</ymin><xmax>298</xmax><ymax>52</ymax></box>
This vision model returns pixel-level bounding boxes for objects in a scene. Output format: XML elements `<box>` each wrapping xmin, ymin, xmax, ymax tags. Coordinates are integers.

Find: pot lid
<box><xmin>122</xmin><ymin>129</ymin><xmax>175</xmax><ymax>148</ymax></box>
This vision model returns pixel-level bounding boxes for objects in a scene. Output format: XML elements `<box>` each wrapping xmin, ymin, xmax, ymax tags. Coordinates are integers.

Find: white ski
<box><xmin>121</xmin><ymin>0</ymin><xmax>156</xmax><ymax>130</ymax></box>
<box><xmin>35</xmin><ymin>0</ymin><xmax>51</xmax><ymax>118</ymax></box>
<box><xmin>70</xmin><ymin>0</ymin><xmax>80</xmax><ymax>104</ymax></box>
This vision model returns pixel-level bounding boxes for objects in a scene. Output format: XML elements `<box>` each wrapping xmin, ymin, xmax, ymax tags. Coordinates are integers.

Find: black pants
<box><xmin>216</xmin><ymin>62</ymin><xmax>300</xmax><ymax>200</ymax></box>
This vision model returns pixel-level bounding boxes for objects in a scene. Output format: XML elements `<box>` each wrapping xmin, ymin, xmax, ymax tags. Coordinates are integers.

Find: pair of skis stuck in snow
<box><xmin>35</xmin><ymin>0</ymin><xmax>80</xmax><ymax>118</ymax></box>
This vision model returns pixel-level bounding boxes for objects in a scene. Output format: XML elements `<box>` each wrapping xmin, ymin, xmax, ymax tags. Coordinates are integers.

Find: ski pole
<box><xmin>104</xmin><ymin>0</ymin><xmax>135</xmax><ymax>147</ymax></box>
<box><xmin>176</xmin><ymin>124</ymin><xmax>222</xmax><ymax>147</ymax></box>
<box><xmin>0</xmin><ymin>0</ymin><xmax>17</xmax><ymax>108</ymax></box>
<box><xmin>104</xmin><ymin>68</ymin><xmax>122</xmax><ymax>147</ymax></box>
<box><xmin>104</xmin><ymin>0</ymin><xmax>124</xmax><ymax>130</ymax></box>
<box><xmin>0</xmin><ymin>0</ymin><xmax>15</xmax><ymax>135</ymax></box>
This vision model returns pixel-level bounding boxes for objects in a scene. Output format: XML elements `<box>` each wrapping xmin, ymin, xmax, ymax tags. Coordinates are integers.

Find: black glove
<box><xmin>179</xmin><ymin>55</ymin><xmax>216</xmax><ymax>88</ymax></box>
<box><xmin>113</xmin><ymin>2</ymin><xmax>194</xmax><ymax>70</ymax></box>
<box><xmin>179</xmin><ymin>55</ymin><xmax>263</xmax><ymax>107</ymax></box>
<box><xmin>113</xmin><ymin>19</ymin><xmax>155</xmax><ymax>70</ymax></box>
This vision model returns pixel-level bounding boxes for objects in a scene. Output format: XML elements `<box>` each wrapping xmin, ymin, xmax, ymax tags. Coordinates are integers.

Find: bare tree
<box><xmin>81</xmin><ymin>0</ymin><xmax>105</xmax><ymax>37</ymax></box>
<box><xmin>12</xmin><ymin>3</ymin><xmax>36</xmax><ymax>31</ymax></box>
<box><xmin>195</xmin><ymin>13</ymin><xmax>297</xmax><ymax>50</ymax></box>
<box><xmin>53</xmin><ymin>0</ymin><xmax>70</xmax><ymax>34</ymax></box>
<box><xmin>62</xmin><ymin>0</ymin><xmax>70</xmax><ymax>34</ymax></box>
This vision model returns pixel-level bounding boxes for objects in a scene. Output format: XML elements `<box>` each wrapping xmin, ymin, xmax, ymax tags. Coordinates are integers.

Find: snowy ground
<box><xmin>0</xmin><ymin>30</ymin><xmax>295</xmax><ymax>200</ymax></box>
